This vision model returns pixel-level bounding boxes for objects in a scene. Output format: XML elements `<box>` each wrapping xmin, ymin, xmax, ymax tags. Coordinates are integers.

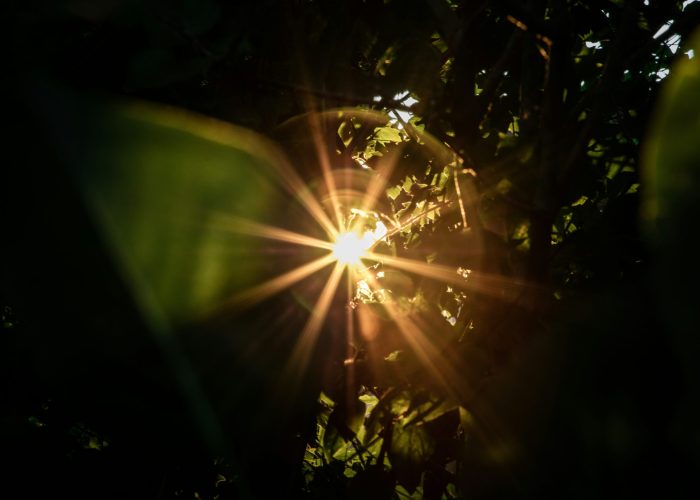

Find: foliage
<box><xmin>4</xmin><ymin>0</ymin><xmax>700</xmax><ymax>499</ymax></box>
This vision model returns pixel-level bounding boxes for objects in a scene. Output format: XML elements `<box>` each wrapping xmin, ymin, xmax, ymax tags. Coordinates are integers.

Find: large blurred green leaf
<box><xmin>38</xmin><ymin>88</ymin><xmax>296</xmax><ymax>328</ymax></box>
<box><xmin>644</xmin><ymin>32</ymin><xmax>700</xmax><ymax>247</ymax></box>
<box><xmin>643</xmin><ymin>29</ymin><xmax>700</xmax><ymax>330</ymax></box>
<box><xmin>643</xmin><ymin>28</ymin><xmax>700</xmax><ymax>461</ymax></box>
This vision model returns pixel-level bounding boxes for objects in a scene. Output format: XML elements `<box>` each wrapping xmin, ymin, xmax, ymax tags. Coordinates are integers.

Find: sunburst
<box><xmin>214</xmin><ymin>108</ymin><xmax>532</xmax><ymax>399</ymax></box>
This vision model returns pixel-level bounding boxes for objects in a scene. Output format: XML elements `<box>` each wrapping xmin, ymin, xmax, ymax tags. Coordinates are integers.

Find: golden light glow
<box><xmin>216</xmin><ymin>253</ymin><xmax>335</xmax><ymax>312</ymax></box>
<box><xmin>332</xmin><ymin>232</ymin><xmax>369</xmax><ymax>265</ymax></box>
<box><xmin>214</xmin><ymin>107</ymin><xmax>537</xmax><ymax>403</ymax></box>
<box><xmin>214</xmin><ymin>214</ymin><xmax>334</xmax><ymax>251</ymax></box>
<box><xmin>332</xmin><ymin>219</ymin><xmax>388</xmax><ymax>266</ymax></box>
<box><xmin>286</xmin><ymin>262</ymin><xmax>345</xmax><ymax>380</ymax></box>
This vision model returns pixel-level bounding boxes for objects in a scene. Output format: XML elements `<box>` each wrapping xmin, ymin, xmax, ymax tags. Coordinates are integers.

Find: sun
<box><xmin>332</xmin><ymin>231</ymin><xmax>369</xmax><ymax>266</ymax></box>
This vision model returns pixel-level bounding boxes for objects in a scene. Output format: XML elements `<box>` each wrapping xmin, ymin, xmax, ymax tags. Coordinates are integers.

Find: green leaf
<box><xmin>387</xmin><ymin>185</ymin><xmax>402</xmax><ymax>200</ymax></box>
<box><xmin>389</xmin><ymin>423</ymin><xmax>435</xmax><ymax>491</ymax></box>
<box><xmin>39</xmin><ymin>89</ymin><xmax>294</xmax><ymax>327</ymax></box>
<box><xmin>392</xmin><ymin>427</ymin><xmax>433</xmax><ymax>461</ymax></box>
<box><xmin>643</xmin><ymin>27</ymin><xmax>700</xmax><ymax>463</ymax></box>
<box><xmin>375</xmin><ymin>126</ymin><xmax>403</xmax><ymax>143</ymax></box>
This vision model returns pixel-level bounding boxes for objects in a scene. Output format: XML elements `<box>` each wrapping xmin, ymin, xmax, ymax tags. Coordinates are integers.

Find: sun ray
<box><xmin>345</xmin><ymin>268</ymin><xmax>356</xmax><ymax>408</ymax></box>
<box><xmin>307</xmin><ymin>110</ymin><xmax>344</xmax><ymax>230</ymax></box>
<box><xmin>213</xmin><ymin>214</ymin><xmax>334</xmax><ymax>251</ymax></box>
<box><xmin>285</xmin><ymin>261</ymin><xmax>346</xmax><ymax>380</ymax></box>
<box><xmin>285</xmin><ymin>64</ymin><xmax>344</xmax><ymax>233</ymax></box>
<box><xmin>384</xmin><ymin>310</ymin><xmax>464</xmax><ymax>400</ymax></box>
<box><xmin>365</xmin><ymin>282</ymin><xmax>521</xmax><ymax>490</ymax></box>
<box><xmin>271</xmin><ymin>155</ymin><xmax>339</xmax><ymax>239</ymax></box>
<box><xmin>364</xmin><ymin>252</ymin><xmax>538</xmax><ymax>301</ymax></box>
<box><xmin>219</xmin><ymin>253</ymin><xmax>336</xmax><ymax>311</ymax></box>
<box><xmin>359</xmin><ymin>270</ymin><xmax>468</xmax><ymax>402</ymax></box>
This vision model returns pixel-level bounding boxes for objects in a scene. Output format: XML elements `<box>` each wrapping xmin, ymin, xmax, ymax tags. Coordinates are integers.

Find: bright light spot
<box><xmin>387</xmin><ymin>90</ymin><xmax>418</xmax><ymax>129</ymax></box>
<box><xmin>370</xmin><ymin>221</ymin><xmax>388</xmax><ymax>241</ymax></box>
<box><xmin>355</xmin><ymin>156</ymin><xmax>371</xmax><ymax>169</ymax></box>
<box><xmin>390</xmin><ymin>109</ymin><xmax>414</xmax><ymax>129</ymax></box>
<box><xmin>585</xmin><ymin>41</ymin><xmax>602</xmax><ymax>49</ymax></box>
<box><xmin>654</xmin><ymin>67</ymin><xmax>670</xmax><ymax>81</ymax></box>
<box><xmin>332</xmin><ymin>222</ymin><xmax>387</xmax><ymax>266</ymax></box>
<box><xmin>441</xmin><ymin>309</ymin><xmax>457</xmax><ymax>326</ymax></box>
<box><xmin>356</xmin><ymin>279</ymin><xmax>373</xmax><ymax>299</ymax></box>
<box><xmin>687</xmin><ymin>49</ymin><xmax>695</xmax><ymax>59</ymax></box>
<box><xmin>333</xmin><ymin>232</ymin><xmax>369</xmax><ymax>265</ymax></box>
<box><xmin>653</xmin><ymin>21</ymin><xmax>673</xmax><ymax>39</ymax></box>
<box><xmin>457</xmin><ymin>267</ymin><xmax>472</xmax><ymax>279</ymax></box>
<box><xmin>403</xmin><ymin>96</ymin><xmax>418</xmax><ymax>107</ymax></box>
<box><xmin>667</xmin><ymin>34</ymin><xmax>681</xmax><ymax>54</ymax></box>
<box><xmin>683</xmin><ymin>0</ymin><xmax>698</xmax><ymax>10</ymax></box>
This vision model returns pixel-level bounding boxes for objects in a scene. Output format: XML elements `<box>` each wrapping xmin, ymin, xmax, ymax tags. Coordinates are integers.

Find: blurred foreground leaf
<box><xmin>36</xmin><ymin>87</ymin><xmax>296</xmax><ymax>327</ymax></box>
<box><xmin>643</xmin><ymin>28</ymin><xmax>700</xmax><ymax>463</ymax></box>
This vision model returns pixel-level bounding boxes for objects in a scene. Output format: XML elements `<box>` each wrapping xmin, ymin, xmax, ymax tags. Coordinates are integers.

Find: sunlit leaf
<box><xmin>375</xmin><ymin>126</ymin><xmax>403</xmax><ymax>144</ymax></box>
